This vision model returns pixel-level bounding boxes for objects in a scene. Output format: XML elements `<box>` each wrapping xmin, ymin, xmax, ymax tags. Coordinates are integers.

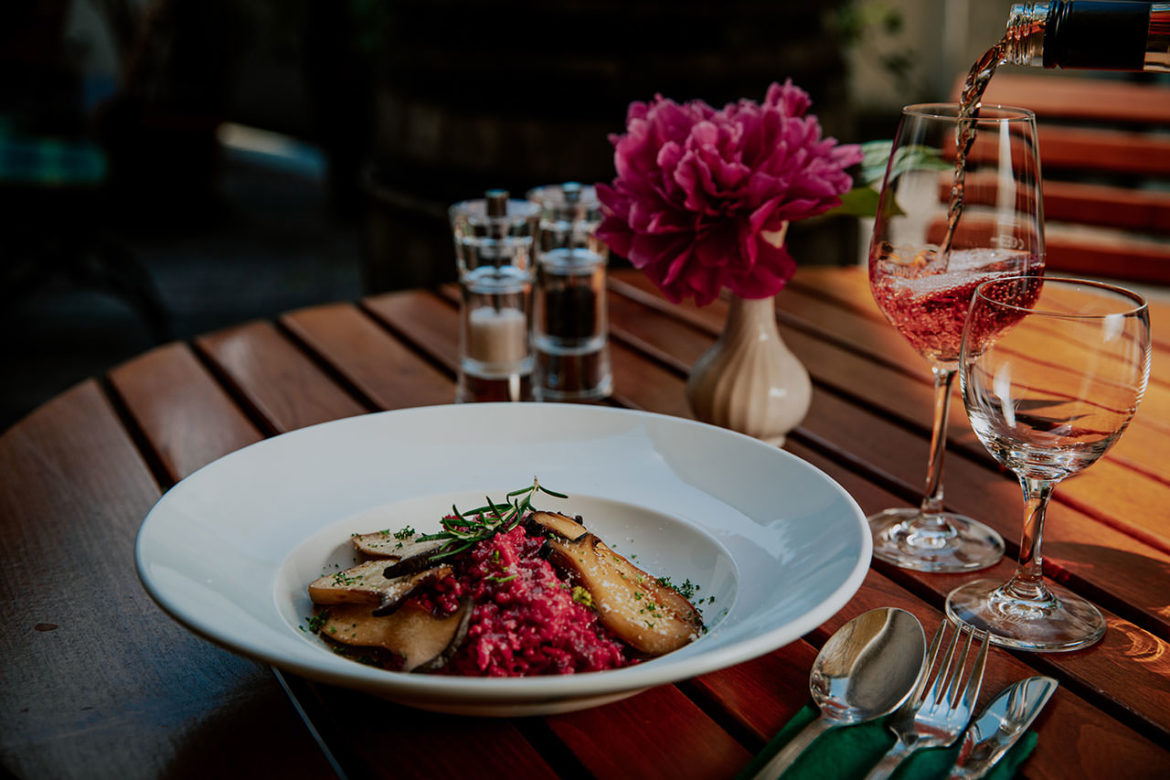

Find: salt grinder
<box><xmin>449</xmin><ymin>189</ymin><xmax>539</xmax><ymax>402</ymax></box>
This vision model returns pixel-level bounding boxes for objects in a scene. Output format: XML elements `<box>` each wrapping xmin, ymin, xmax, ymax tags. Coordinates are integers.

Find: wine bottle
<box><xmin>1004</xmin><ymin>1</ymin><xmax>1170</xmax><ymax>72</ymax></box>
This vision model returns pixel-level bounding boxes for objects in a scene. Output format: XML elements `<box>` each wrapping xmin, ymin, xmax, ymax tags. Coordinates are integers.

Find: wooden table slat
<box><xmin>108</xmin><ymin>342</ymin><xmax>266</xmax><ymax>482</ymax></box>
<box><xmin>196</xmin><ymin>319</ymin><xmax>369</xmax><ymax>434</ymax></box>
<box><xmin>547</xmin><ymin>685</ymin><xmax>752</xmax><ymax>779</ymax></box>
<box><xmin>362</xmin><ymin>291</ymin><xmax>461</xmax><ymax>373</ymax></box>
<box><xmin>0</xmin><ymin>382</ymin><xmax>334</xmax><ymax>778</ymax></box>
<box><xmin>281</xmin><ymin>301</ymin><xmax>454</xmax><ymax>411</ymax></box>
<box><xmin>290</xmin><ymin>682</ymin><xmax>558</xmax><ymax>780</ymax></box>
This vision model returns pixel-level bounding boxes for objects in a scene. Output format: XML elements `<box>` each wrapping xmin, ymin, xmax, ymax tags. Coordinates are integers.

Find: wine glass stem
<box><xmin>919</xmin><ymin>366</ymin><xmax>956</xmax><ymax>520</ymax></box>
<box><xmin>1005</xmin><ymin>476</ymin><xmax>1056</xmax><ymax>600</ymax></box>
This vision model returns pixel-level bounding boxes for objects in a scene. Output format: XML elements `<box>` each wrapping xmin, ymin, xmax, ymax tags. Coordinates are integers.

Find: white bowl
<box><xmin>136</xmin><ymin>404</ymin><xmax>870</xmax><ymax>716</ymax></box>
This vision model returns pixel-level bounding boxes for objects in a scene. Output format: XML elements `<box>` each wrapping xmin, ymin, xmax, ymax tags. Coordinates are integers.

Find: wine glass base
<box><xmin>946</xmin><ymin>577</ymin><xmax>1106</xmax><ymax>652</ymax></box>
<box><xmin>868</xmin><ymin>507</ymin><xmax>1004</xmax><ymax>572</ymax></box>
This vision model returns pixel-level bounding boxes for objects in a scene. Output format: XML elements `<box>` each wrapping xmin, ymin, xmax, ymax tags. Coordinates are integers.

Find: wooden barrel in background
<box><xmin>359</xmin><ymin>0</ymin><xmax>858</xmax><ymax>292</ymax></box>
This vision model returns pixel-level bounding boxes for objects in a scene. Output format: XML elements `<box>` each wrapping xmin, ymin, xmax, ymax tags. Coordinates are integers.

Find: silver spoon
<box><xmin>749</xmin><ymin>607</ymin><xmax>927</xmax><ymax>779</ymax></box>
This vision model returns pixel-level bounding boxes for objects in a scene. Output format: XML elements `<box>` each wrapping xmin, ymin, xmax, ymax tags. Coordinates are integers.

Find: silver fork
<box><xmin>864</xmin><ymin>621</ymin><xmax>990</xmax><ymax>780</ymax></box>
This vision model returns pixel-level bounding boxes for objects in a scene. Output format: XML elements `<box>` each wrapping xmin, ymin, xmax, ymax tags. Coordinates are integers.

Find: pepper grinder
<box><xmin>527</xmin><ymin>183</ymin><xmax>612</xmax><ymax>402</ymax></box>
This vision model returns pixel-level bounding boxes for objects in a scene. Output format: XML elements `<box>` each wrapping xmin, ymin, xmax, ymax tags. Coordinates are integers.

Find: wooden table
<box><xmin>3</xmin><ymin>266</ymin><xmax>1168</xmax><ymax>779</ymax></box>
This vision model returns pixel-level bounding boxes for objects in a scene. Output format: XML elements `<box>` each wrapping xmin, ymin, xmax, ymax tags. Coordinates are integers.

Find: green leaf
<box><xmin>827</xmin><ymin>186</ymin><xmax>883</xmax><ymax>218</ymax></box>
<box><xmin>828</xmin><ymin>139</ymin><xmax>949</xmax><ymax>218</ymax></box>
<box><xmin>888</xmin><ymin>144</ymin><xmax>952</xmax><ymax>179</ymax></box>
<box><xmin>859</xmin><ymin>139</ymin><xmax>895</xmax><ymax>185</ymax></box>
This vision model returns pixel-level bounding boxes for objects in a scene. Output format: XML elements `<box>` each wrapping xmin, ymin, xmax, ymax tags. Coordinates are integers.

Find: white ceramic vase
<box><xmin>685</xmin><ymin>292</ymin><xmax>812</xmax><ymax>446</ymax></box>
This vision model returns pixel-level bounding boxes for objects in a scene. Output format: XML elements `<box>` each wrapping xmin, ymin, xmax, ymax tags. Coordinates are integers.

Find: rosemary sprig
<box><xmin>416</xmin><ymin>478</ymin><xmax>567</xmax><ymax>559</ymax></box>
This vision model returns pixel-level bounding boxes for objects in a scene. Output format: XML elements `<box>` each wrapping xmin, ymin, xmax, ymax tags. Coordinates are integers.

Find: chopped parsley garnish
<box><xmin>304</xmin><ymin>610</ymin><xmax>330</xmax><ymax>634</ymax></box>
<box><xmin>657</xmin><ymin>576</ymin><xmax>700</xmax><ymax>601</ymax></box>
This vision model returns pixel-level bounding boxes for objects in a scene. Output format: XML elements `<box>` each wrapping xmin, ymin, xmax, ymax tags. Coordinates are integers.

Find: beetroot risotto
<box><xmin>305</xmin><ymin>480</ymin><xmax>706</xmax><ymax>676</ymax></box>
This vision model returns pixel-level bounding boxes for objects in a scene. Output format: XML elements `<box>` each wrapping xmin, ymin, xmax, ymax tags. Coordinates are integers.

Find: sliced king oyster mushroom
<box><xmin>308</xmin><ymin>560</ymin><xmax>452</xmax><ymax>616</ymax></box>
<box><xmin>529</xmin><ymin>510</ymin><xmax>588</xmax><ymax>542</ymax></box>
<box><xmin>352</xmin><ymin>531</ymin><xmax>446</xmax><ymax>561</ymax></box>
<box><xmin>546</xmin><ymin>532</ymin><xmax>703</xmax><ymax>656</ymax></box>
<box><xmin>316</xmin><ymin>597</ymin><xmax>474</xmax><ymax>673</ymax></box>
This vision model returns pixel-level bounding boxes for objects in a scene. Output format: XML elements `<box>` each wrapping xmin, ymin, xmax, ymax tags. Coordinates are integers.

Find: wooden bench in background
<box><xmin>952</xmin><ymin>72</ymin><xmax>1170</xmax><ymax>285</ymax></box>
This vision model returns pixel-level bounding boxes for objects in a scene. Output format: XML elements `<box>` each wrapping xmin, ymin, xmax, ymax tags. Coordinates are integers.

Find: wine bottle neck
<box><xmin>1004</xmin><ymin>2</ymin><xmax>1051</xmax><ymax>67</ymax></box>
<box><xmin>1004</xmin><ymin>1</ymin><xmax>1170</xmax><ymax>72</ymax></box>
<box><xmin>1148</xmin><ymin>4</ymin><xmax>1170</xmax><ymax>70</ymax></box>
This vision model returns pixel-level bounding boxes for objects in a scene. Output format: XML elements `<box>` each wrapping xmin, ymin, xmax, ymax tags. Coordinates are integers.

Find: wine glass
<box><xmin>947</xmin><ymin>276</ymin><xmax>1151</xmax><ymax>651</ymax></box>
<box><xmin>867</xmin><ymin>103</ymin><xmax>1045</xmax><ymax>571</ymax></box>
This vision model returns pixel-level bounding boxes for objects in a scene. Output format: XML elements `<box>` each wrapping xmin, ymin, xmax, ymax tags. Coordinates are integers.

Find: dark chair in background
<box><xmin>1</xmin><ymin>0</ymin><xmax>172</xmax><ymax>345</ymax></box>
<box><xmin>0</xmin><ymin>133</ymin><xmax>172</xmax><ymax>345</ymax></box>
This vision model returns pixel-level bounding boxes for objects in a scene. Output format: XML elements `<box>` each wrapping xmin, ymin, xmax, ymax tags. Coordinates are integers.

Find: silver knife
<box><xmin>947</xmin><ymin>676</ymin><xmax>1058</xmax><ymax>779</ymax></box>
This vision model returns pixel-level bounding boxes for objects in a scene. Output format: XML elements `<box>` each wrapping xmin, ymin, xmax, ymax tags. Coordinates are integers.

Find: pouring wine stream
<box><xmin>942</xmin><ymin>38</ymin><xmax>1009</xmax><ymax>264</ymax></box>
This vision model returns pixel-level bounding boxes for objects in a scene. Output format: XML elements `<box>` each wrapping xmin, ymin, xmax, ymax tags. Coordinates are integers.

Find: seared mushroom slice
<box><xmin>352</xmin><ymin>531</ymin><xmax>445</xmax><ymax>561</ymax></box>
<box><xmin>529</xmin><ymin>511</ymin><xmax>588</xmax><ymax>542</ymax></box>
<box><xmin>411</xmin><ymin>597</ymin><xmax>475</xmax><ymax>673</ymax></box>
<box><xmin>308</xmin><ymin>560</ymin><xmax>452</xmax><ymax>616</ymax></box>
<box><xmin>547</xmin><ymin>533</ymin><xmax>703</xmax><ymax>656</ymax></box>
<box><xmin>316</xmin><ymin>598</ymin><xmax>474</xmax><ymax>673</ymax></box>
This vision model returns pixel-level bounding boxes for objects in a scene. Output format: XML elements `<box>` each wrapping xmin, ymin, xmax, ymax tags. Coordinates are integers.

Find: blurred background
<box><xmin>1</xmin><ymin>0</ymin><xmax>1025</xmax><ymax>430</ymax></box>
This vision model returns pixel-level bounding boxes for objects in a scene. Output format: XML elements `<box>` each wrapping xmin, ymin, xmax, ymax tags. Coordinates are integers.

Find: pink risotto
<box><xmin>409</xmin><ymin>525</ymin><xmax>633</xmax><ymax>676</ymax></box>
<box><xmin>306</xmin><ymin>484</ymin><xmax>704</xmax><ymax>676</ymax></box>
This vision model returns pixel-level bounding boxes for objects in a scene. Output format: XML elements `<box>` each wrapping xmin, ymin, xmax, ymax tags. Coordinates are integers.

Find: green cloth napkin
<box><xmin>736</xmin><ymin>703</ymin><xmax>1039</xmax><ymax>780</ymax></box>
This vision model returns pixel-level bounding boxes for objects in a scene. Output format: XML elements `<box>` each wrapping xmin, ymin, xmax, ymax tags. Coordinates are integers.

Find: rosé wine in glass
<box><xmin>871</xmin><ymin>246</ymin><xmax>1042</xmax><ymax>365</ymax></box>
<box><xmin>866</xmin><ymin>104</ymin><xmax>1044</xmax><ymax>573</ymax></box>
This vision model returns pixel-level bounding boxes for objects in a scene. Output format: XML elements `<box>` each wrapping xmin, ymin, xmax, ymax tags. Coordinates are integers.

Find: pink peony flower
<box><xmin>595</xmin><ymin>81</ymin><xmax>863</xmax><ymax>306</ymax></box>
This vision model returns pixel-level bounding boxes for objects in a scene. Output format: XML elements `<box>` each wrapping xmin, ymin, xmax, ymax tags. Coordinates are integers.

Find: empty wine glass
<box><xmin>867</xmin><ymin>104</ymin><xmax>1045</xmax><ymax>571</ymax></box>
<box><xmin>947</xmin><ymin>276</ymin><xmax>1151</xmax><ymax>651</ymax></box>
